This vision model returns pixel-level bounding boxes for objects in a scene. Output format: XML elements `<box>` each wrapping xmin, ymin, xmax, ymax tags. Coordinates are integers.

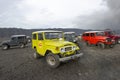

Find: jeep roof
<box><xmin>32</xmin><ymin>30</ymin><xmax>63</xmax><ymax>34</ymax></box>
<box><xmin>11</xmin><ymin>35</ymin><xmax>26</xmax><ymax>38</ymax></box>
<box><xmin>64</xmin><ymin>32</ymin><xmax>75</xmax><ymax>34</ymax></box>
<box><xmin>84</xmin><ymin>31</ymin><xmax>104</xmax><ymax>33</ymax></box>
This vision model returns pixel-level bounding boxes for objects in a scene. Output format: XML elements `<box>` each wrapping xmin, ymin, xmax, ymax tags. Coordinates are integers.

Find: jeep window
<box><xmin>11</xmin><ymin>37</ymin><xmax>17</xmax><ymax>41</ymax></box>
<box><xmin>32</xmin><ymin>34</ymin><xmax>36</xmax><ymax>40</ymax></box>
<box><xmin>66</xmin><ymin>34</ymin><xmax>76</xmax><ymax>38</ymax></box>
<box><xmin>64</xmin><ymin>34</ymin><xmax>75</xmax><ymax>41</ymax></box>
<box><xmin>45</xmin><ymin>32</ymin><xmax>63</xmax><ymax>39</ymax></box>
<box><xmin>86</xmin><ymin>33</ymin><xmax>89</xmax><ymax>36</ymax></box>
<box><xmin>96</xmin><ymin>32</ymin><xmax>105</xmax><ymax>36</ymax></box>
<box><xmin>83</xmin><ymin>34</ymin><xmax>85</xmax><ymax>36</ymax></box>
<box><xmin>38</xmin><ymin>33</ymin><xmax>43</xmax><ymax>40</ymax></box>
<box><xmin>107</xmin><ymin>31</ymin><xmax>115</xmax><ymax>35</ymax></box>
<box><xmin>18</xmin><ymin>36</ymin><xmax>26</xmax><ymax>40</ymax></box>
<box><xmin>90</xmin><ymin>33</ymin><xmax>95</xmax><ymax>37</ymax></box>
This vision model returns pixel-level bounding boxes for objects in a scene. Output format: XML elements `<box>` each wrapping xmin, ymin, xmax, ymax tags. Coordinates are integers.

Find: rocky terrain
<box><xmin>0</xmin><ymin>42</ymin><xmax>120</xmax><ymax>80</ymax></box>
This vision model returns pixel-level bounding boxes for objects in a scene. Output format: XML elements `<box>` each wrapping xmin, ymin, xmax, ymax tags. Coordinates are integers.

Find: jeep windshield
<box><xmin>65</xmin><ymin>33</ymin><xmax>76</xmax><ymax>41</ymax></box>
<box><xmin>45</xmin><ymin>32</ymin><xmax>63</xmax><ymax>39</ymax></box>
<box><xmin>96</xmin><ymin>32</ymin><xmax>105</xmax><ymax>36</ymax></box>
<box><xmin>107</xmin><ymin>31</ymin><xmax>115</xmax><ymax>35</ymax></box>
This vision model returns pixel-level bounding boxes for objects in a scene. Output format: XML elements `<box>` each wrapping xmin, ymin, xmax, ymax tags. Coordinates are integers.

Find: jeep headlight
<box><xmin>106</xmin><ymin>39</ymin><xmax>108</xmax><ymax>42</ymax></box>
<box><xmin>60</xmin><ymin>48</ymin><xmax>65</xmax><ymax>53</ymax></box>
<box><xmin>72</xmin><ymin>46</ymin><xmax>77</xmax><ymax>50</ymax></box>
<box><xmin>73</xmin><ymin>39</ymin><xmax>76</xmax><ymax>42</ymax></box>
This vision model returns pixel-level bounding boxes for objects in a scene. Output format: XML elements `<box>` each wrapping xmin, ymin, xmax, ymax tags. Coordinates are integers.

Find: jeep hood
<box><xmin>107</xmin><ymin>34</ymin><xmax>120</xmax><ymax>39</ymax></box>
<box><xmin>96</xmin><ymin>36</ymin><xmax>109</xmax><ymax>40</ymax></box>
<box><xmin>112</xmin><ymin>35</ymin><xmax>120</xmax><ymax>38</ymax></box>
<box><xmin>1</xmin><ymin>40</ymin><xmax>10</xmax><ymax>44</ymax></box>
<box><xmin>45</xmin><ymin>40</ymin><xmax>74</xmax><ymax>47</ymax></box>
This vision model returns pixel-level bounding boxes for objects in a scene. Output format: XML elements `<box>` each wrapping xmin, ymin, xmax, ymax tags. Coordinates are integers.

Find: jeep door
<box><xmin>89</xmin><ymin>33</ymin><xmax>96</xmax><ymax>44</ymax></box>
<box><xmin>85</xmin><ymin>33</ymin><xmax>90</xmax><ymax>42</ymax></box>
<box><xmin>10</xmin><ymin>37</ymin><xmax>18</xmax><ymax>46</ymax></box>
<box><xmin>18</xmin><ymin>36</ymin><xmax>27</xmax><ymax>44</ymax></box>
<box><xmin>37</xmin><ymin>33</ymin><xmax>45</xmax><ymax>55</ymax></box>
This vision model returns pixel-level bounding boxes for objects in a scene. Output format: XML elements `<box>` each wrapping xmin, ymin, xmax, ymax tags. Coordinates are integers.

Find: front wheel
<box><xmin>2</xmin><ymin>44</ymin><xmax>9</xmax><ymax>50</ymax></box>
<box><xmin>117</xmin><ymin>39</ymin><xmax>120</xmax><ymax>44</ymax></box>
<box><xmin>46</xmin><ymin>53</ymin><xmax>60</xmax><ymax>68</ymax></box>
<box><xmin>19</xmin><ymin>43</ymin><xmax>25</xmax><ymax>48</ymax></box>
<box><xmin>109</xmin><ymin>44</ymin><xmax>114</xmax><ymax>48</ymax></box>
<box><xmin>86</xmin><ymin>41</ymin><xmax>91</xmax><ymax>46</ymax></box>
<box><xmin>97</xmin><ymin>42</ymin><xmax>105</xmax><ymax>49</ymax></box>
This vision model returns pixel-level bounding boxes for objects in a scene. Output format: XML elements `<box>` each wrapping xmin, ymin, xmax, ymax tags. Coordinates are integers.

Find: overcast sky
<box><xmin>0</xmin><ymin>0</ymin><xmax>119</xmax><ymax>29</ymax></box>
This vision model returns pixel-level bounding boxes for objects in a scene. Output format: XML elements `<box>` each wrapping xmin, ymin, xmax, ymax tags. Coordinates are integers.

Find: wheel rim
<box><xmin>47</xmin><ymin>56</ymin><xmax>56</xmax><ymax>66</ymax></box>
<box><xmin>3</xmin><ymin>45</ymin><xmax>7</xmax><ymax>49</ymax></box>
<box><xmin>98</xmin><ymin>44</ymin><xmax>101</xmax><ymax>48</ymax></box>
<box><xmin>118</xmin><ymin>40</ymin><xmax>120</xmax><ymax>43</ymax></box>
<box><xmin>110</xmin><ymin>45</ymin><xmax>113</xmax><ymax>48</ymax></box>
<box><xmin>20</xmin><ymin>44</ymin><xmax>24</xmax><ymax>48</ymax></box>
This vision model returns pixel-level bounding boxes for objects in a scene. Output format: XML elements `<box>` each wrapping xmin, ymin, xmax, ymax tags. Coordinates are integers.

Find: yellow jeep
<box><xmin>32</xmin><ymin>30</ymin><xmax>83</xmax><ymax>68</ymax></box>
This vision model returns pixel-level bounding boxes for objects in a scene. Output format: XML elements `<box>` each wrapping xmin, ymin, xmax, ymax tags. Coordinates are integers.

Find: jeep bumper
<box><xmin>59</xmin><ymin>52</ymin><xmax>83</xmax><ymax>62</ymax></box>
<box><xmin>105</xmin><ymin>41</ymin><xmax>115</xmax><ymax>45</ymax></box>
<box><xmin>104</xmin><ymin>39</ymin><xmax>115</xmax><ymax>45</ymax></box>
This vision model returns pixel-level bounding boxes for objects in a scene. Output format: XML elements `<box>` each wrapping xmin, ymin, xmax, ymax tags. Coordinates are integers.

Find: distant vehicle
<box><xmin>82</xmin><ymin>31</ymin><xmax>115</xmax><ymax>49</ymax></box>
<box><xmin>64</xmin><ymin>32</ymin><xmax>81</xmax><ymax>47</ymax></box>
<box><xmin>32</xmin><ymin>30</ymin><xmax>83</xmax><ymax>68</ymax></box>
<box><xmin>1</xmin><ymin>35</ymin><xmax>28</xmax><ymax>50</ymax></box>
<box><xmin>64</xmin><ymin>32</ymin><xmax>78</xmax><ymax>43</ymax></box>
<box><xmin>26</xmin><ymin>36</ymin><xmax>31</xmax><ymax>43</ymax></box>
<box><xmin>104</xmin><ymin>29</ymin><xmax>120</xmax><ymax>44</ymax></box>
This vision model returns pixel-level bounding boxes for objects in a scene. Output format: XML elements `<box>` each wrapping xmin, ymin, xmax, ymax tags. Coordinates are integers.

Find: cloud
<box><xmin>75</xmin><ymin>0</ymin><xmax>120</xmax><ymax>30</ymax></box>
<box><xmin>2</xmin><ymin>0</ymin><xmax>118</xmax><ymax>29</ymax></box>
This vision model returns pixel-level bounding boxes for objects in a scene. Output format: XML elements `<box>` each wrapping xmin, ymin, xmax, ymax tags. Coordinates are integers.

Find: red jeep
<box><xmin>82</xmin><ymin>31</ymin><xmax>114</xmax><ymax>49</ymax></box>
<box><xmin>104</xmin><ymin>30</ymin><xmax>120</xmax><ymax>44</ymax></box>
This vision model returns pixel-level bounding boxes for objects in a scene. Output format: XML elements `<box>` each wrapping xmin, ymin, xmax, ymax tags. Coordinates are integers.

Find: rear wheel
<box><xmin>86</xmin><ymin>41</ymin><xmax>91</xmax><ymax>46</ymax></box>
<box><xmin>117</xmin><ymin>39</ymin><xmax>120</xmax><ymax>44</ymax></box>
<box><xmin>33</xmin><ymin>49</ymin><xmax>41</xmax><ymax>59</ymax></box>
<box><xmin>2</xmin><ymin>44</ymin><xmax>9</xmax><ymax>50</ymax></box>
<box><xmin>46</xmin><ymin>53</ymin><xmax>60</xmax><ymax>68</ymax></box>
<box><xmin>97</xmin><ymin>42</ymin><xmax>105</xmax><ymax>49</ymax></box>
<box><xmin>33</xmin><ymin>52</ymin><xmax>41</xmax><ymax>59</ymax></box>
<box><xmin>109</xmin><ymin>44</ymin><xmax>114</xmax><ymax>48</ymax></box>
<box><xmin>19</xmin><ymin>43</ymin><xmax>25</xmax><ymax>48</ymax></box>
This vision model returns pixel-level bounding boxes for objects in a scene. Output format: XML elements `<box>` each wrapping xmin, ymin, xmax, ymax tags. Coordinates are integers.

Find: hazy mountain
<box><xmin>0</xmin><ymin>28</ymin><xmax>119</xmax><ymax>38</ymax></box>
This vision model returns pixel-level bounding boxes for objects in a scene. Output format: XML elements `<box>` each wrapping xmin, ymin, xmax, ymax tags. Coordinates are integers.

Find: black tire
<box><xmin>33</xmin><ymin>52</ymin><xmax>41</xmax><ymax>59</ymax></box>
<box><xmin>2</xmin><ymin>44</ymin><xmax>9</xmax><ymax>50</ymax></box>
<box><xmin>19</xmin><ymin>43</ymin><xmax>25</xmax><ymax>48</ymax></box>
<box><xmin>46</xmin><ymin>53</ymin><xmax>60</xmax><ymax>68</ymax></box>
<box><xmin>86</xmin><ymin>41</ymin><xmax>91</xmax><ymax>46</ymax></box>
<box><xmin>109</xmin><ymin>44</ymin><xmax>114</xmax><ymax>48</ymax></box>
<box><xmin>117</xmin><ymin>39</ymin><xmax>120</xmax><ymax>44</ymax></box>
<box><xmin>97</xmin><ymin>42</ymin><xmax>105</xmax><ymax>49</ymax></box>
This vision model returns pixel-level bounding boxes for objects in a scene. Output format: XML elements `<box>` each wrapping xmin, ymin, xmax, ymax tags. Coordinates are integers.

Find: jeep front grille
<box><xmin>65</xmin><ymin>47</ymin><xmax>72</xmax><ymax>51</ymax></box>
<box><xmin>107</xmin><ymin>38</ymin><xmax>112</xmax><ymax>42</ymax></box>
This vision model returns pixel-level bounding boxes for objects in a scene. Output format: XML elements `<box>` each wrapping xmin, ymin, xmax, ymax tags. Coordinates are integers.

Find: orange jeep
<box><xmin>82</xmin><ymin>31</ymin><xmax>115</xmax><ymax>49</ymax></box>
